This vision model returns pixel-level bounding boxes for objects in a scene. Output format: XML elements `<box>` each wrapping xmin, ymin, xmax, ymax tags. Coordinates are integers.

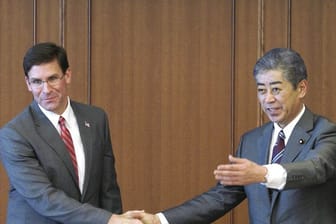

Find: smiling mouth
<box><xmin>267</xmin><ymin>107</ymin><xmax>282</xmax><ymax>115</ymax></box>
<box><xmin>43</xmin><ymin>96</ymin><xmax>57</xmax><ymax>102</ymax></box>
<box><xmin>268</xmin><ymin>107</ymin><xmax>281</xmax><ymax>111</ymax></box>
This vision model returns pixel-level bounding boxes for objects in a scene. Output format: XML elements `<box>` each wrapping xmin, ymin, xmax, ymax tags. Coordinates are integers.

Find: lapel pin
<box><xmin>84</xmin><ymin>121</ymin><xmax>90</xmax><ymax>127</ymax></box>
<box><xmin>299</xmin><ymin>139</ymin><xmax>304</xmax><ymax>144</ymax></box>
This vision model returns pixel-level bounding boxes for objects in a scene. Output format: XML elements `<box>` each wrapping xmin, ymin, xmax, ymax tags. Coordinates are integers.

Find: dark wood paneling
<box><xmin>291</xmin><ymin>0</ymin><xmax>336</xmax><ymax>122</ymax></box>
<box><xmin>263</xmin><ymin>0</ymin><xmax>289</xmax><ymax>50</ymax></box>
<box><xmin>198</xmin><ymin>1</ymin><xmax>234</xmax><ymax>223</ymax></box>
<box><xmin>156</xmin><ymin>1</ymin><xmax>234</xmax><ymax>223</ymax></box>
<box><xmin>35</xmin><ymin>0</ymin><xmax>61</xmax><ymax>43</ymax></box>
<box><xmin>64</xmin><ymin>0</ymin><xmax>90</xmax><ymax>103</ymax></box>
<box><xmin>0</xmin><ymin>1</ymin><xmax>35</xmax><ymax>222</ymax></box>
<box><xmin>90</xmin><ymin>2</ymin><xmax>233</xmax><ymax>224</ymax></box>
<box><xmin>1</xmin><ymin>1</ymin><xmax>336</xmax><ymax>224</ymax></box>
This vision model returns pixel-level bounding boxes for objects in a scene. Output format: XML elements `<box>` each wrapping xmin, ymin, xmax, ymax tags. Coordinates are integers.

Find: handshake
<box><xmin>107</xmin><ymin>155</ymin><xmax>258</xmax><ymax>224</ymax></box>
<box><xmin>108</xmin><ymin>211</ymin><xmax>161</xmax><ymax>224</ymax></box>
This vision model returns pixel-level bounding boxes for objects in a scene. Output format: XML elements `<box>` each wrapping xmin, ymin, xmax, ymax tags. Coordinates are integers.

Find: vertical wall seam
<box><xmin>287</xmin><ymin>0</ymin><xmax>292</xmax><ymax>48</ymax></box>
<box><xmin>257</xmin><ymin>0</ymin><xmax>265</xmax><ymax>126</ymax></box>
<box><xmin>87</xmin><ymin>0</ymin><xmax>92</xmax><ymax>104</ymax></box>
<box><xmin>33</xmin><ymin>0</ymin><xmax>37</xmax><ymax>44</ymax></box>
<box><xmin>257</xmin><ymin>0</ymin><xmax>265</xmax><ymax>57</ymax></box>
<box><xmin>230</xmin><ymin>0</ymin><xmax>236</xmax><ymax>222</ymax></box>
<box><xmin>60</xmin><ymin>0</ymin><xmax>65</xmax><ymax>46</ymax></box>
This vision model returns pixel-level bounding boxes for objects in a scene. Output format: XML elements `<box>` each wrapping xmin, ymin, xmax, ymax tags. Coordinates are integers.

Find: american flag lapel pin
<box><xmin>84</xmin><ymin>121</ymin><xmax>90</xmax><ymax>127</ymax></box>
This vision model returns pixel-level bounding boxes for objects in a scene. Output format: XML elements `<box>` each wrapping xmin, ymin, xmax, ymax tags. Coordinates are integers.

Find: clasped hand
<box><xmin>109</xmin><ymin>210</ymin><xmax>161</xmax><ymax>224</ymax></box>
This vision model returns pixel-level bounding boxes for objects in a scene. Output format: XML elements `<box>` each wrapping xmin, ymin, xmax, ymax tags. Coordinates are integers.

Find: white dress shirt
<box><xmin>38</xmin><ymin>97</ymin><xmax>86</xmax><ymax>193</ymax></box>
<box><xmin>263</xmin><ymin>105</ymin><xmax>305</xmax><ymax>190</ymax></box>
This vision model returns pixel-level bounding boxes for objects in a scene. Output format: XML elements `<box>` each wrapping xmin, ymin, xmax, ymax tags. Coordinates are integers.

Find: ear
<box><xmin>64</xmin><ymin>68</ymin><xmax>72</xmax><ymax>84</ymax></box>
<box><xmin>25</xmin><ymin>76</ymin><xmax>33</xmax><ymax>92</ymax></box>
<box><xmin>298</xmin><ymin>79</ymin><xmax>308</xmax><ymax>98</ymax></box>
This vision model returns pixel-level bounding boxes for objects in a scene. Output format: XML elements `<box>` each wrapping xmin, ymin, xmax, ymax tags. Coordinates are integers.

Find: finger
<box><xmin>124</xmin><ymin>210</ymin><xmax>145</xmax><ymax>219</ymax></box>
<box><xmin>219</xmin><ymin>176</ymin><xmax>244</xmax><ymax>185</ymax></box>
<box><xmin>228</xmin><ymin>155</ymin><xmax>245</xmax><ymax>164</ymax></box>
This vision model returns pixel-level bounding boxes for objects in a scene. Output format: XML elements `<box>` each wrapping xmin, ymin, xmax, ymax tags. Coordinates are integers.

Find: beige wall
<box><xmin>1</xmin><ymin>0</ymin><xmax>336</xmax><ymax>223</ymax></box>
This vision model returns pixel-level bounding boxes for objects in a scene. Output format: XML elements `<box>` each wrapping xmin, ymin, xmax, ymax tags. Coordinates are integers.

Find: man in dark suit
<box><xmin>138</xmin><ymin>48</ymin><xmax>336</xmax><ymax>224</ymax></box>
<box><xmin>0</xmin><ymin>42</ymin><xmax>143</xmax><ymax>224</ymax></box>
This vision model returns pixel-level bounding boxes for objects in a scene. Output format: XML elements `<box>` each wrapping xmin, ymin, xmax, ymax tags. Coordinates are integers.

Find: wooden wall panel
<box><xmin>0</xmin><ymin>1</ymin><xmax>34</xmax><ymax>223</ymax></box>
<box><xmin>35</xmin><ymin>0</ymin><xmax>61</xmax><ymax>43</ymax></box>
<box><xmin>90</xmin><ymin>2</ymin><xmax>233</xmax><ymax>224</ymax></box>
<box><xmin>234</xmin><ymin>0</ymin><xmax>260</xmax><ymax>138</ymax></box>
<box><xmin>291</xmin><ymin>0</ymin><xmax>336</xmax><ymax>122</ymax></box>
<box><xmin>64</xmin><ymin>0</ymin><xmax>90</xmax><ymax>103</ymax></box>
<box><xmin>198</xmin><ymin>1</ymin><xmax>234</xmax><ymax>223</ymax></box>
<box><xmin>263</xmin><ymin>0</ymin><xmax>289</xmax><ymax>50</ymax></box>
<box><xmin>1</xmin><ymin>1</ymin><xmax>336</xmax><ymax>223</ymax></box>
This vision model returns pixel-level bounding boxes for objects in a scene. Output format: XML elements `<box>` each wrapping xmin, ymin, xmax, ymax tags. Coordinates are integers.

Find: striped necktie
<box><xmin>271</xmin><ymin>130</ymin><xmax>285</xmax><ymax>163</ymax></box>
<box><xmin>59</xmin><ymin>116</ymin><xmax>78</xmax><ymax>183</ymax></box>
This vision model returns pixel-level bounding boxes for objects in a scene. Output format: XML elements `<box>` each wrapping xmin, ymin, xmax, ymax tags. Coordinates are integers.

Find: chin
<box><xmin>268</xmin><ymin>117</ymin><xmax>281</xmax><ymax>124</ymax></box>
<box><xmin>41</xmin><ymin>103</ymin><xmax>57</xmax><ymax>112</ymax></box>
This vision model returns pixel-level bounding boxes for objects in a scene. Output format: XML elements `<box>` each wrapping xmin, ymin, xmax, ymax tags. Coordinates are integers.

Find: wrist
<box><xmin>262</xmin><ymin>166</ymin><xmax>268</xmax><ymax>183</ymax></box>
<box><xmin>154</xmin><ymin>214</ymin><xmax>161</xmax><ymax>224</ymax></box>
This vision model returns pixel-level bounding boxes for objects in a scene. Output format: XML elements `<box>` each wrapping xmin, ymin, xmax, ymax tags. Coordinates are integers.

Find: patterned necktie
<box><xmin>271</xmin><ymin>130</ymin><xmax>285</xmax><ymax>163</ymax></box>
<box><xmin>59</xmin><ymin>116</ymin><xmax>78</xmax><ymax>183</ymax></box>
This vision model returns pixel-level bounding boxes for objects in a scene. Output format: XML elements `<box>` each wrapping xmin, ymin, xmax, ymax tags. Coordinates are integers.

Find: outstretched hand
<box><xmin>214</xmin><ymin>155</ymin><xmax>267</xmax><ymax>186</ymax></box>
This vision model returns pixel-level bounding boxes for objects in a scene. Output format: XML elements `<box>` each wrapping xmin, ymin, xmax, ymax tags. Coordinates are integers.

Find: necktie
<box><xmin>271</xmin><ymin>130</ymin><xmax>285</xmax><ymax>163</ymax></box>
<box><xmin>59</xmin><ymin>116</ymin><xmax>78</xmax><ymax>183</ymax></box>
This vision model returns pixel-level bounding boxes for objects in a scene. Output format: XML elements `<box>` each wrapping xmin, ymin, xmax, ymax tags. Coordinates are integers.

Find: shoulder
<box><xmin>70</xmin><ymin>101</ymin><xmax>110</xmax><ymax>127</ymax></box>
<box><xmin>300</xmin><ymin>108</ymin><xmax>336</xmax><ymax>133</ymax></box>
<box><xmin>70</xmin><ymin>101</ymin><xmax>106</xmax><ymax>115</ymax></box>
<box><xmin>1</xmin><ymin>105</ymin><xmax>34</xmax><ymax>130</ymax></box>
<box><xmin>241</xmin><ymin>122</ymin><xmax>273</xmax><ymax>139</ymax></box>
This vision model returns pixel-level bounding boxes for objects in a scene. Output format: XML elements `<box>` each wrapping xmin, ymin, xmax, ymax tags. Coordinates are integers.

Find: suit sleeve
<box><xmin>0</xmin><ymin>126</ymin><xmax>112</xmax><ymax>224</ymax></box>
<box><xmin>100</xmin><ymin>111</ymin><xmax>123</xmax><ymax>213</ymax></box>
<box><xmin>162</xmin><ymin>184</ymin><xmax>246</xmax><ymax>224</ymax></box>
<box><xmin>282</xmin><ymin>118</ymin><xmax>336</xmax><ymax>189</ymax></box>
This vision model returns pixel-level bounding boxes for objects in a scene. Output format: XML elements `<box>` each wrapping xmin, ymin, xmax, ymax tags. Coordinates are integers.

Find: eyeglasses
<box><xmin>28</xmin><ymin>74</ymin><xmax>65</xmax><ymax>89</ymax></box>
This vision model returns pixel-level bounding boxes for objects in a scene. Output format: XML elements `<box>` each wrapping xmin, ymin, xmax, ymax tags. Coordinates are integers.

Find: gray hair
<box><xmin>253</xmin><ymin>48</ymin><xmax>307</xmax><ymax>89</ymax></box>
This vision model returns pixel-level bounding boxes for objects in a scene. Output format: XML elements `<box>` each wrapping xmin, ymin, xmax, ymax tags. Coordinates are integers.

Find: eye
<box><xmin>257</xmin><ymin>88</ymin><xmax>266</xmax><ymax>95</ymax></box>
<box><xmin>30</xmin><ymin>79</ymin><xmax>42</xmax><ymax>85</ymax></box>
<box><xmin>272</xmin><ymin>87</ymin><xmax>281</xmax><ymax>95</ymax></box>
<box><xmin>48</xmin><ymin>76</ymin><xmax>59</xmax><ymax>82</ymax></box>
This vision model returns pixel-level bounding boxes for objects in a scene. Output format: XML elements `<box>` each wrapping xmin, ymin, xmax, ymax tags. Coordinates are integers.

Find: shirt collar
<box><xmin>273</xmin><ymin>105</ymin><xmax>306</xmax><ymax>140</ymax></box>
<box><xmin>38</xmin><ymin>97</ymin><xmax>73</xmax><ymax>128</ymax></box>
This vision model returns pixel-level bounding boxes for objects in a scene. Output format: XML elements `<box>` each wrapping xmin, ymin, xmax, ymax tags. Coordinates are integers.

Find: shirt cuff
<box><xmin>156</xmin><ymin>212</ymin><xmax>169</xmax><ymax>224</ymax></box>
<box><xmin>262</xmin><ymin>164</ymin><xmax>287</xmax><ymax>190</ymax></box>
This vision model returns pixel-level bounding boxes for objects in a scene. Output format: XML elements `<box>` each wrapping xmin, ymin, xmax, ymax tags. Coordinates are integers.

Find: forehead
<box><xmin>255</xmin><ymin>70</ymin><xmax>286</xmax><ymax>85</ymax></box>
<box><xmin>27</xmin><ymin>60</ymin><xmax>62</xmax><ymax>78</ymax></box>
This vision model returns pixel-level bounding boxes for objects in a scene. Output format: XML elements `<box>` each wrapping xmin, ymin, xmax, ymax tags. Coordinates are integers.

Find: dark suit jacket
<box><xmin>162</xmin><ymin>108</ymin><xmax>336</xmax><ymax>224</ymax></box>
<box><xmin>0</xmin><ymin>100</ymin><xmax>122</xmax><ymax>224</ymax></box>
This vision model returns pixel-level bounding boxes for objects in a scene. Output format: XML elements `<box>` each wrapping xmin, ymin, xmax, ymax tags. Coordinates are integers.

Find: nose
<box><xmin>264</xmin><ymin>91</ymin><xmax>276</xmax><ymax>103</ymax></box>
<box><xmin>41</xmin><ymin>81</ymin><xmax>52</xmax><ymax>92</ymax></box>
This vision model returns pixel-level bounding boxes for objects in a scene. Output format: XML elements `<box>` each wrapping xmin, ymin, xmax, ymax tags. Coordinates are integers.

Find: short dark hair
<box><xmin>23</xmin><ymin>42</ymin><xmax>69</xmax><ymax>77</ymax></box>
<box><xmin>253</xmin><ymin>48</ymin><xmax>307</xmax><ymax>89</ymax></box>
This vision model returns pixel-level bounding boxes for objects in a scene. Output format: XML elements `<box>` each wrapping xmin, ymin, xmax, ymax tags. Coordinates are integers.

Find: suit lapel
<box><xmin>30</xmin><ymin>102</ymin><xmax>79</xmax><ymax>185</ymax></box>
<box><xmin>71</xmin><ymin>102</ymin><xmax>93</xmax><ymax>198</ymax></box>
<box><xmin>271</xmin><ymin>109</ymin><xmax>314</xmax><ymax>206</ymax></box>
<box><xmin>258</xmin><ymin>123</ymin><xmax>274</xmax><ymax>164</ymax></box>
<box><xmin>281</xmin><ymin>109</ymin><xmax>313</xmax><ymax>163</ymax></box>
<box><xmin>257</xmin><ymin>123</ymin><xmax>274</xmax><ymax>206</ymax></box>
